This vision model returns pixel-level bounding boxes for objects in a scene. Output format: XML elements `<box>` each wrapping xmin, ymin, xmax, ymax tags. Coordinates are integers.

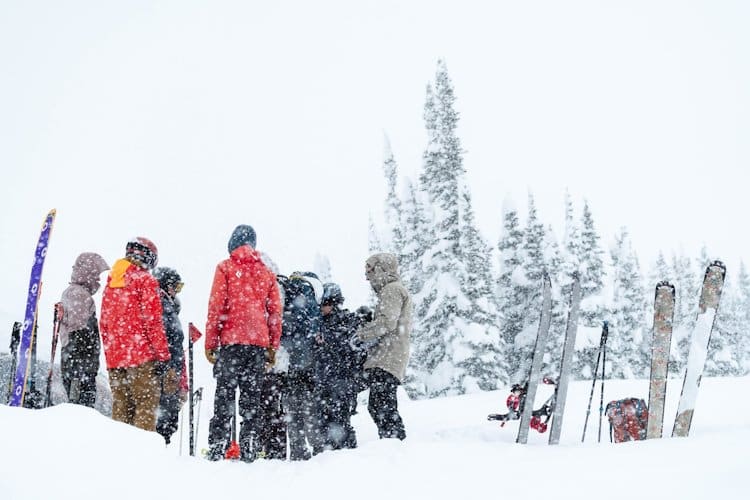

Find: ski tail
<box><xmin>5</xmin><ymin>322</ymin><xmax>22</xmax><ymax>404</ymax></box>
<box><xmin>516</xmin><ymin>273</ymin><xmax>553</xmax><ymax>444</ymax></box>
<box><xmin>646</xmin><ymin>281</ymin><xmax>675</xmax><ymax>439</ymax></box>
<box><xmin>44</xmin><ymin>302</ymin><xmax>64</xmax><ymax>408</ymax></box>
<box><xmin>549</xmin><ymin>273</ymin><xmax>581</xmax><ymax>445</ymax></box>
<box><xmin>672</xmin><ymin>261</ymin><xmax>726</xmax><ymax>437</ymax></box>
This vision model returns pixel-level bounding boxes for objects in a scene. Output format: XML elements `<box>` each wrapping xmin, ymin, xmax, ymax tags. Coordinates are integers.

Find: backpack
<box><xmin>605</xmin><ymin>398</ymin><xmax>649</xmax><ymax>443</ymax></box>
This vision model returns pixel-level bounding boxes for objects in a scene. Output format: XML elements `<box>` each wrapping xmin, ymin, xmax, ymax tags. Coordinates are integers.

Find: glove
<box><xmin>153</xmin><ymin>361</ymin><xmax>168</xmax><ymax>377</ymax></box>
<box><xmin>163</xmin><ymin>368</ymin><xmax>179</xmax><ymax>394</ymax></box>
<box><xmin>205</xmin><ymin>348</ymin><xmax>218</xmax><ymax>365</ymax></box>
<box><xmin>349</xmin><ymin>334</ymin><xmax>363</xmax><ymax>351</ymax></box>
<box><xmin>355</xmin><ymin>306</ymin><xmax>373</xmax><ymax>324</ymax></box>
<box><xmin>266</xmin><ymin>347</ymin><xmax>277</xmax><ymax>367</ymax></box>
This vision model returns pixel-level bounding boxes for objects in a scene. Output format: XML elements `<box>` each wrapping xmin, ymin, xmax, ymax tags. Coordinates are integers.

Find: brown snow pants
<box><xmin>109</xmin><ymin>361</ymin><xmax>162</xmax><ymax>432</ymax></box>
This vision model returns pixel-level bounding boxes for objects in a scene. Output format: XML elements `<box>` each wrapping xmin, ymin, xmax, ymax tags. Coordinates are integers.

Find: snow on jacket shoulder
<box><xmin>100</xmin><ymin>259</ymin><xmax>170</xmax><ymax>369</ymax></box>
<box><xmin>205</xmin><ymin>246</ymin><xmax>282</xmax><ymax>351</ymax></box>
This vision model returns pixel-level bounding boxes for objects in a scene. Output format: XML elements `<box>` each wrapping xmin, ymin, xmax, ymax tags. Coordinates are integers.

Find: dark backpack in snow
<box><xmin>605</xmin><ymin>398</ymin><xmax>649</xmax><ymax>443</ymax></box>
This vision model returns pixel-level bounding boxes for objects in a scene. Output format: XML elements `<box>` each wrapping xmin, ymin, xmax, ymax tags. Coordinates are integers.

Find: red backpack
<box><xmin>605</xmin><ymin>398</ymin><xmax>649</xmax><ymax>443</ymax></box>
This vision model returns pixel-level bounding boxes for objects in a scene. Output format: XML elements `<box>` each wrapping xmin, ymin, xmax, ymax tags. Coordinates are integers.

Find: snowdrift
<box><xmin>1</xmin><ymin>377</ymin><xmax>748</xmax><ymax>500</ymax></box>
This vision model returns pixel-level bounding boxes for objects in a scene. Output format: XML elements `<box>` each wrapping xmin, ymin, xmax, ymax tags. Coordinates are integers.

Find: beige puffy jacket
<box><xmin>355</xmin><ymin>253</ymin><xmax>413</xmax><ymax>382</ymax></box>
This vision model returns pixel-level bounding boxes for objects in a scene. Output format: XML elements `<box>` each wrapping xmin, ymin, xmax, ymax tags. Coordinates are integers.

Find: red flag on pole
<box><xmin>189</xmin><ymin>322</ymin><xmax>203</xmax><ymax>343</ymax></box>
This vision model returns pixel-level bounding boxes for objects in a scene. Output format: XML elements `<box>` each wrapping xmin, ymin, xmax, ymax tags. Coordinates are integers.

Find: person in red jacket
<box><xmin>100</xmin><ymin>237</ymin><xmax>171</xmax><ymax>432</ymax></box>
<box><xmin>205</xmin><ymin>224</ymin><xmax>282</xmax><ymax>462</ymax></box>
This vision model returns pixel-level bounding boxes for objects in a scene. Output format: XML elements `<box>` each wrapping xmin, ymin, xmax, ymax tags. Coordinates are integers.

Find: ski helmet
<box><xmin>321</xmin><ymin>282</ymin><xmax>344</xmax><ymax>306</ymax></box>
<box><xmin>153</xmin><ymin>267</ymin><xmax>182</xmax><ymax>292</ymax></box>
<box><xmin>126</xmin><ymin>237</ymin><xmax>158</xmax><ymax>270</ymax></box>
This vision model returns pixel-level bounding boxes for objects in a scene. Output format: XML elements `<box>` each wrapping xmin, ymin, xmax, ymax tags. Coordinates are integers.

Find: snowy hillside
<box><xmin>2</xmin><ymin>377</ymin><xmax>748</xmax><ymax>500</ymax></box>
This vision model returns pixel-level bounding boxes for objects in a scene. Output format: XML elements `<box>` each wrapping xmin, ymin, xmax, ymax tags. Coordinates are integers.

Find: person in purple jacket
<box><xmin>59</xmin><ymin>252</ymin><xmax>109</xmax><ymax>407</ymax></box>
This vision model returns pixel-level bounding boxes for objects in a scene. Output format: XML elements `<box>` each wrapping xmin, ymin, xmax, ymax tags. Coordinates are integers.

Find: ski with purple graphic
<box><xmin>9</xmin><ymin>209</ymin><xmax>57</xmax><ymax>407</ymax></box>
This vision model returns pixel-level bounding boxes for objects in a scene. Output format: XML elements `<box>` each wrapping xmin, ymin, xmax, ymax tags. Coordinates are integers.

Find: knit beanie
<box><xmin>227</xmin><ymin>224</ymin><xmax>256</xmax><ymax>253</ymax></box>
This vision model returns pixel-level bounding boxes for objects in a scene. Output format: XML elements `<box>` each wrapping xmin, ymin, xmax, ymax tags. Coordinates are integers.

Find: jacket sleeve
<box><xmin>205</xmin><ymin>264</ymin><xmax>227</xmax><ymax>351</ymax></box>
<box><xmin>141</xmin><ymin>276</ymin><xmax>170</xmax><ymax>362</ymax></box>
<box><xmin>356</xmin><ymin>284</ymin><xmax>403</xmax><ymax>342</ymax></box>
<box><xmin>266</xmin><ymin>277</ymin><xmax>283</xmax><ymax>350</ymax></box>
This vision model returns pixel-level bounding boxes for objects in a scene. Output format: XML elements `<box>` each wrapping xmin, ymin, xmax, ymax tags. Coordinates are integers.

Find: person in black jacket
<box><xmin>280</xmin><ymin>271</ymin><xmax>325</xmax><ymax>460</ymax></box>
<box><xmin>318</xmin><ymin>283</ymin><xmax>360</xmax><ymax>449</ymax></box>
<box><xmin>153</xmin><ymin>267</ymin><xmax>185</xmax><ymax>445</ymax></box>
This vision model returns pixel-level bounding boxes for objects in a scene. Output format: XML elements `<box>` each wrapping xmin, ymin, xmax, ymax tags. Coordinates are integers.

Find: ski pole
<box><xmin>44</xmin><ymin>303</ymin><xmax>63</xmax><ymax>408</ymax></box>
<box><xmin>5</xmin><ymin>322</ymin><xmax>22</xmax><ymax>404</ymax></box>
<box><xmin>193</xmin><ymin>387</ymin><xmax>203</xmax><ymax>456</ymax></box>
<box><xmin>188</xmin><ymin>331</ymin><xmax>194</xmax><ymax>456</ymax></box>
<box><xmin>582</xmin><ymin>321</ymin><xmax>608</xmax><ymax>442</ymax></box>
<box><xmin>597</xmin><ymin>325</ymin><xmax>608</xmax><ymax>443</ymax></box>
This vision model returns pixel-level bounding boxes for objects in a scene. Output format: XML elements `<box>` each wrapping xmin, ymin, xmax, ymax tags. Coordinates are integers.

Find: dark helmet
<box><xmin>321</xmin><ymin>282</ymin><xmax>344</xmax><ymax>306</ymax></box>
<box><xmin>153</xmin><ymin>267</ymin><xmax>182</xmax><ymax>291</ymax></box>
<box><xmin>126</xmin><ymin>237</ymin><xmax>158</xmax><ymax>270</ymax></box>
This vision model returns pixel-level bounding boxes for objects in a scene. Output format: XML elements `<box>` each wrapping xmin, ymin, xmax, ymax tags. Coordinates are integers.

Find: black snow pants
<box><xmin>283</xmin><ymin>369</ymin><xmax>324</xmax><ymax>460</ymax></box>
<box><xmin>258</xmin><ymin>372</ymin><xmax>287</xmax><ymax>459</ymax></box>
<box><xmin>208</xmin><ymin>344</ymin><xmax>266</xmax><ymax>461</ymax></box>
<box><xmin>61</xmin><ymin>328</ymin><xmax>100</xmax><ymax>408</ymax></box>
<box><xmin>366</xmin><ymin>368</ymin><xmax>406</xmax><ymax>440</ymax></box>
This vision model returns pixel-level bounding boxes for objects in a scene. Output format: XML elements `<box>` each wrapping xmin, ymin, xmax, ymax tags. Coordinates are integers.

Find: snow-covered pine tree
<box><xmin>607</xmin><ymin>228</ymin><xmax>648</xmax><ymax>378</ymax></box>
<box><xmin>542</xmin><ymin>224</ymin><xmax>566</xmax><ymax>378</ymax></box>
<box><xmin>381</xmin><ymin>132</ymin><xmax>404</xmax><ymax>253</ymax></box>
<box><xmin>457</xmin><ymin>179</ymin><xmax>506</xmax><ymax>390</ymax></box>
<box><xmin>409</xmin><ymin>59</ymin><xmax>502</xmax><ymax>397</ymax></box>
<box><xmin>707</xmin><ymin>271</ymin><xmax>741</xmax><ymax>376</ymax></box>
<box><xmin>313</xmin><ymin>253</ymin><xmax>333</xmax><ymax>282</ymax></box>
<box><xmin>670</xmin><ymin>252</ymin><xmax>699</xmax><ymax>375</ymax></box>
<box><xmin>398</xmin><ymin>179</ymin><xmax>431</xmax><ymax>295</ymax></box>
<box><xmin>578</xmin><ymin>200</ymin><xmax>605</xmax><ymax>327</ymax></box>
<box><xmin>510</xmin><ymin>193</ymin><xmax>548</xmax><ymax>383</ymax></box>
<box><xmin>496</xmin><ymin>199</ymin><xmax>526</xmax><ymax>382</ymax></box>
<box><xmin>368</xmin><ymin>214</ymin><xmax>383</xmax><ymax>255</ymax></box>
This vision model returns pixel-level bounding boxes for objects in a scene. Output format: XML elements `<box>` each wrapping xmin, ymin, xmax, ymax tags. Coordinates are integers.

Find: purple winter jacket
<box><xmin>59</xmin><ymin>253</ymin><xmax>110</xmax><ymax>347</ymax></box>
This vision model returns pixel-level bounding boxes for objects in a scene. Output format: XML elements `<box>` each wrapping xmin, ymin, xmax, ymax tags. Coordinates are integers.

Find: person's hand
<box><xmin>266</xmin><ymin>346</ymin><xmax>276</xmax><ymax>367</ymax></box>
<box><xmin>153</xmin><ymin>361</ymin><xmax>167</xmax><ymax>377</ymax></box>
<box><xmin>205</xmin><ymin>348</ymin><xmax>218</xmax><ymax>365</ymax></box>
<box><xmin>163</xmin><ymin>368</ymin><xmax>179</xmax><ymax>394</ymax></box>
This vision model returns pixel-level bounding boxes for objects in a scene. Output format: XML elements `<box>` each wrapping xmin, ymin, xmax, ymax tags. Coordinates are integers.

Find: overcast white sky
<box><xmin>1</xmin><ymin>1</ymin><xmax>748</xmax><ymax>358</ymax></box>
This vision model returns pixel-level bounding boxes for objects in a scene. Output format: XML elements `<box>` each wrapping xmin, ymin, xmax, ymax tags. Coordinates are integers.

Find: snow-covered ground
<box><xmin>2</xmin><ymin>376</ymin><xmax>748</xmax><ymax>500</ymax></box>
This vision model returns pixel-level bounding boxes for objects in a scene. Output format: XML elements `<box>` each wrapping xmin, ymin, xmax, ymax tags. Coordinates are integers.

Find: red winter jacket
<box><xmin>100</xmin><ymin>259</ymin><xmax>171</xmax><ymax>369</ymax></box>
<box><xmin>205</xmin><ymin>246</ymin><xmax>282</xmax><ymax>351</ymax></box>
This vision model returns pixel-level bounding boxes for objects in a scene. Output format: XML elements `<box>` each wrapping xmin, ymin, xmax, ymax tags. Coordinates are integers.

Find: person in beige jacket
<box><xmin>352</xmin><ymin>253</ymin><xmax>412</xmax><ymax>440</ymax></box>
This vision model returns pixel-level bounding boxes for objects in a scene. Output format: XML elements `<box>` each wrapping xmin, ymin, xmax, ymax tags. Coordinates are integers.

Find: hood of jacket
<box><xmin>365</xmin><ymin>253</ymin><xmax>400</xmax><ymax>293</ymax></box>
<box><xmin>229</xmin><ymin>244</ymin><xmax>264</xmax><ymax>266</ymax></box>
<box><xmin>70</xmin><ymin>252</ymin><xmax>110</xmax><ymax>294</ymax></box>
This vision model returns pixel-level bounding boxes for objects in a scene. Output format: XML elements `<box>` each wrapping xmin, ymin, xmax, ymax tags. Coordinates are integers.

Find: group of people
<box><xmin>56</xmin><ymin>224</ymin><xmax>413</xmax><ymax>462</ymax></box>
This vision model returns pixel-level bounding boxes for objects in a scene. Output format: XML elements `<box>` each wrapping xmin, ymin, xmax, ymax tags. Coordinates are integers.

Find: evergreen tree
<box><xmin>368</xmin><ymin>214</ymin><xmax>382</xmax><ymax>255</ymax></box>
<box><xmin>313</xmin><ymin>253</ymin><xmax>333</xmax><ymax>282</ymax></box>
<box><xmin>496</xmin><ymin>199</ymin><xmax>526</xmax><ymax>382</ymax></box>
<box><xmin>670</xmin><ymin>252</ymin><xmax>699</xmax><ymax>375</ymax></box>
<box><xmin>382</xmin><ymin>132</ymin><xmax>404</xmax><ymax>252</ymax></box>
<box><xmin>607</xmin><ymin>228</ymin><xmax>648</xmax><ymax>378</ymax></box>
<box><xmin>578</xmin><ymin>200</ymin><xmax>605</xmax><ymax>327</ymax></box>
<box><xmin>408</xmin><ymin>59</ymin><xmax>503</xmax><ymax>397</ymax></box>
<box><xmin>510</xmin><ymin>194</ymin><xmax>548</xmax><ymax>383</ymax></box>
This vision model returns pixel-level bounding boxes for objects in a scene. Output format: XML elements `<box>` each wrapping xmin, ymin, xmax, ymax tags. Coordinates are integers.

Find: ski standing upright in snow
<box><xmin>9</xmin><ymin>209</ymin><xmax>57</xmax><ymax>407</ymax></box>
<box><xmin>548</xmin><ymin>273</ymin><xmax>581</xmax><ymax>445</ymax></box>
<box><xmin>5</xmin><ymin>322</ymin><xmax>22</xmax><ymax>404</ymax></box>
<box><xmin>43</xmin><ymin>302</ymin><xmax>64</xmax><ymax>408</ymax></box>
<box><xmin>646</xmin><ymin>281</ymin><xmax>675</xmax><ymax>439</ymax></box>
<box><xmin>516</xmin><ymin>273</ymin><xmax>553</xmax><ymax>444</ymax></box>
<box><xmin>672</xmin><ymin>260</ymin><xmax>726</xmax><ymax>438</ymax></box>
